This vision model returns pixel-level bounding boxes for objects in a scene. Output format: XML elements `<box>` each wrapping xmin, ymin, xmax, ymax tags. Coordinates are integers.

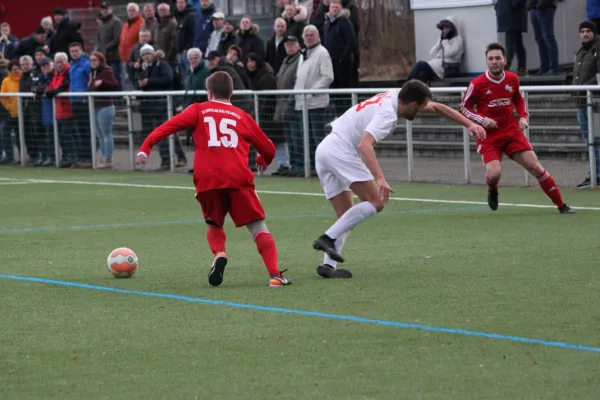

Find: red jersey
<box><xmin>139</xmin><ymin>100</ymin><xmax>275</xmax><ymax>193</ymax></box>
<box><xmin>460</xmin><ymin>71</ymin><xmax>528</xmax><ymax>135</ymax></box>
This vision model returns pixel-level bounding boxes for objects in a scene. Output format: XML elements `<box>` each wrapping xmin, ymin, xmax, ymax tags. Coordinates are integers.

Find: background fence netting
<box><xmin>0</xmin><ymin>87</ymin><xmax>597</xmax><ymax>189</ymax></box>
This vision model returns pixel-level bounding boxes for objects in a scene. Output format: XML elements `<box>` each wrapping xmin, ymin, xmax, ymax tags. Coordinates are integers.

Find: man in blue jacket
<box><xmin>68</xmin><ymin>42</ymin><xmax>92</xmax><ymax>167</ymax></box>
<box><xmin>192</xmin><ymin>0</ymin><xmax>216</xmax><ymax>55</ymax></box>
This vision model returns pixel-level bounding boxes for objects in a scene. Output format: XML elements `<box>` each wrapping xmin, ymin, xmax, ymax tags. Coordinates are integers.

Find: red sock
<box><xmin>486</xmin><ymin>177</ymin><xmax>498</xmax><ymax>191</ymax></box>
<box><xmin>206</xmin><ymin>225</ymin><xmax>226</xmax><ymax>255</ymax></box>
<box><xmin>537</xmin><ymin>170</ymin><xmax>564</xmax><ymax>208</ymax></box>
<box><xmin>254</xmin><ymin>232</ymin><xmax>281</xmax><ymax>278</ymax></box>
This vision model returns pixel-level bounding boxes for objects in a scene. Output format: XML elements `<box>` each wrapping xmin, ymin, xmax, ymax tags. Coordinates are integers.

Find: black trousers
<box><xmin>505</xmin><ymin>31</ymin><xmax>527</xmax><ymax>69</ymax></box>
<box><xmin>140</xmin><ymin>97</ymin><xmax>186</xmax><ymax>166</ymax></box>
<box><xmin>72</xmin><ymin>101</ymin><xmax>92</xmax><ymax>162</ymax></box>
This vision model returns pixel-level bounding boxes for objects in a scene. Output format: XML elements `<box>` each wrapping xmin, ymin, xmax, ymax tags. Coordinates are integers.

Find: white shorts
<box><xmin>315</xmin><ymin>133</ymin><xmax>373</xmax><ymax>199</ymax></box>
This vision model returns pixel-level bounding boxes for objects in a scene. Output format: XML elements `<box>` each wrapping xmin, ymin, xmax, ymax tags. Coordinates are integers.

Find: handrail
<box><xmin>1</xmin><ymin>85</ymin><xmax>599</xmax><ymax>98</ymax></box>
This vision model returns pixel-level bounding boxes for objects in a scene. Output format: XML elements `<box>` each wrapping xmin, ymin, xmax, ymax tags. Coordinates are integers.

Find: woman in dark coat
<box><xmin>495</xmin><ymin>0</ymin><xmax>528</xmax><ymax>75</ymax></box>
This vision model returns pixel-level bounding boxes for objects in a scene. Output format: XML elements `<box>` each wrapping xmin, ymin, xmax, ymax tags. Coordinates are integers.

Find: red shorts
<box><xmin>195</xmin><ymin>188</ymin><xmax>265</xmax><ymax>227</ymax></box>
<box><xmin>477</xmin><ymin>131</ymin><xmax>533</xmax><ymax>164</ymax></box>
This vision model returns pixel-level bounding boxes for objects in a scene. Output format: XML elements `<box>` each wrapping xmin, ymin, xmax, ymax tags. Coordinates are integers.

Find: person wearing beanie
<box><xmin>41</xmin><ymin>16</ymin><xmax>56</xmax><ymax>43</ymax></box>
<box><xmin>138</xmin><ymin>41</ymin><xmax>187</xmax><ymax>169</ymax></box>
<box><xmin>217</xmin><ymin>18</ymin><xmax>238</xmax><ymax>57</ymax></box>
<box><xmin>140</xmin><ymin>43</ymin><xmax>155</xmax><ymax>57</ymax></box>
<box><xmin>573</xmin><ymin>19</ymin><xmax>600</xmax><ymax>188</ymax></box>
<box><xmin>50</xmin><ymin>7</ymin><xmax>83</xmax><ymax>56</ymax></box>
<box><xmin>14</xmin><ymin>27</ymin><xmax>49</xmax><ymax>59</ymax></box>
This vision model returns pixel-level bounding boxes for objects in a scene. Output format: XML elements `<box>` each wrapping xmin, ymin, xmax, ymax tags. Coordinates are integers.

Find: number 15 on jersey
<box><xmin>205</xmin><ymin>116</ymin><xmax>239</xmax><ymax>148</ymax></box>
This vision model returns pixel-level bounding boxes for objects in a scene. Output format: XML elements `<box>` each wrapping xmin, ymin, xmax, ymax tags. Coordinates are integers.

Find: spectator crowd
<box><xmin>0</xmin><ymin>0</ymin><xmax>361</xmax><ymax>176</ymax></box>
<box><xmin>0</xmin><ymin>0</ymin><xmax>598</xmax><ymax>188</ymax></box>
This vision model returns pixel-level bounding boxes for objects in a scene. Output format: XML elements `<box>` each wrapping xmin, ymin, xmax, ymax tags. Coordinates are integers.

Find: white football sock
<box><xmin>325</xmin><ymin>202</ymin><xmax>377</xmax><ymax>239</ymax></box>
<box><xmin>324</xmin><ymin>231</ymin><xmax>350</xmax><ymax>268</ymax></box>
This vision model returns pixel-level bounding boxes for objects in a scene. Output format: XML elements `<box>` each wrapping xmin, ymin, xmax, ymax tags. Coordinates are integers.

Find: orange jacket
<box><xmin>1</xmin><ymin>72</ymin><xmax>21</xmax><ymax>118</ymax></box>
<box><xmin>119</xmin><ymin>16</ymin><xmax>144</xmax><ymax>63</ymax></box>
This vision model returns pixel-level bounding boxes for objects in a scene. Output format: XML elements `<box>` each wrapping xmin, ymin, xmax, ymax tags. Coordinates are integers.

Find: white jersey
<box><xmin>330</xmin><ymin>89</ymin><xmax>400</xmax><ymax>152</ymax></box>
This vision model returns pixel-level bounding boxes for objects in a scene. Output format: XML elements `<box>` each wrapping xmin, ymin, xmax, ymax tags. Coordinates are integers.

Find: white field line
<box><xmin>2</xmin><ymin>177</ymin><xmax>599</xmax><ymax>211</ymax></box>
<box><xmin>0</xmin><ymin>182</ymin><xmax>39</xmax><ymax>185</ymax></box>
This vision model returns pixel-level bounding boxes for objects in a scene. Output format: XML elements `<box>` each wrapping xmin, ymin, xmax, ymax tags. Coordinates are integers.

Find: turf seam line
<box><xmin>0</xmin><ymin>206</ymin><xmax>485</xmax><ymax>234</ymax></box>
<box><xmin>3</xmin><ymin>178</ymin><xmax>599</xmax><ymax>211</ymax></box>
<box><xmin>1</xmin><ymin>274</ymin><xmax>599</xmax><ymax>354</ymax></box>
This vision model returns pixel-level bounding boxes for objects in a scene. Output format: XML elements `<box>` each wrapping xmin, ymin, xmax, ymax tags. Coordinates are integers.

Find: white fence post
<box><xmin>461</xmin><ymin>90</ymin><xmax>471</xmax><ymax>184</ymax></box>
<box><xmin>302</xmin><ymin>94</ymin><xmax>310</xmax><ymax>178</ymax></box>
<box><xmin>522</xmin><ymin>90</ymin><xmax>530</xmax><ymax>186</ymax></box>
<box><xmin>406</xmin><ymin>120</ymin><xmax>413</xmax><ymax>182</ymax></box>
<box><xmin>254</xmin><ymin>93</ymin><xmax>260</xmax><ymax>124</ymax></box>
<box><xmin>87</xmin><ymin>97</ymin><xmax>97</xmax><ymax>169</ymax></box>
<box><xmin>587</xmin><ymin>90</ymin><xmax>597</xmax><ymax>188</ymax></box>
<box><xmin>52</xmin><ymin>98</ymin><xmax>60</xmax><ymax>168</ymax></box>
<box><xmin>167</xmin><ymin>95</ymin><xmax>175</xmax><ymax>172</ymax></box>
<box><xmin>17</xmin><ymin>97</ymin><xmax>26</xmax><ymax>166</ymax></box>
<box><xmin>125</xmin><ymin>95</ymin><xmax>135</xmax><ymax>171</ymax></box>
<box><xmin>351</xmin><ymin>93</ymin><xmax>358</xmax><ymax>106</ymax></box>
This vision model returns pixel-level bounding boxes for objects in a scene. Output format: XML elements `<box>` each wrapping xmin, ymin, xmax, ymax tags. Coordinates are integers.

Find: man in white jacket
<box><xmin>407</xmin><ymin>16</ymin><xmax>464</xmax><ymax>82</ymax></box>
<box><xmin>293</xmin><ymin>24</ymin><xmax>334</xmax><ymax>176</ymax></box>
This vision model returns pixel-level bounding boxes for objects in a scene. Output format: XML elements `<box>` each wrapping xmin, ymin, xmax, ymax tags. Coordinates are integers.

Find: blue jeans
<box><xmin>408</xmin><ymin>61</ymin><xmax>436</xmax><ymax>82</ymax></box>
<box><xmin>275</xmin><ymin>142</ymin><xmax>289</xmax><ymax>168</ymax></box>
<box><xmin>530</xmin><ymin>8</ymin><xmax>559</xmax><ymax>72</ymax></box>
<box><xmin>577</xmin><ymin>107</ymin><xmax>600</xmax><ymax>178</ymax></box>
<box><xmin>95</xmin><ymin>105</ymin><xmax>116</xmax><ymax>160</ymax></box>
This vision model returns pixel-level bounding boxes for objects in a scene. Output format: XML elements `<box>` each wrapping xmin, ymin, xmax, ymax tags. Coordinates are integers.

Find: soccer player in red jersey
<box><xmin>136</xmin><ymin>72</ymin><xmax>291</xmax><ymax>287</ymax></box>
<box><xmin>460</xmin><ymin>43</ymin><xmax>574</xmax><ymax>214</ymax></box>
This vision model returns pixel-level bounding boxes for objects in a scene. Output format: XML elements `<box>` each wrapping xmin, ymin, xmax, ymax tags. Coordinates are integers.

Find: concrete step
<box><xmin>387</xmin><ymin>124</ymin><xmax>584</xmax><ymax>143</ymax></box>
<box><xmin>414</xmin><ymin>109</ymin><xmax>579</xmax><ymax>126</ymax></box>
<box><xmin>375</xmin><ymin>140</ymin><xmax>587</xmax><ymax>160</ymax></box>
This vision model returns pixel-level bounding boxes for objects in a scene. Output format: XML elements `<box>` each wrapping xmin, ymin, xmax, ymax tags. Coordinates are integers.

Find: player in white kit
<box><xmin>312</xmin><ymin>80</ymin><xmax>487</xmax><ymax>278</ymax></box>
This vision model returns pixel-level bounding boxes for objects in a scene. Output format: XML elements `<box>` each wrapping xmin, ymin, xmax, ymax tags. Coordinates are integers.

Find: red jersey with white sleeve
<box><xmin>138</xmin><ymin>100</ymin><xmax>275</xmax><ymax>194</ymax></box>
<box><xmin>460</xmin><ymin>71</ymin><xmax>531</xmax><ymax>163</ymax></box>
<box><xmin>460</xmin><ymin>71</ymin><xmax>528</xmax><ymax>134</ymax></box>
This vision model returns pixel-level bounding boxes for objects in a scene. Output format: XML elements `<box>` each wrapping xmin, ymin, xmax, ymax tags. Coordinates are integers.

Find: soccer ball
<box><xmin>107</xmin><ymin>247</ymin><xmax>138</xmax><ymax>278</ymax></box>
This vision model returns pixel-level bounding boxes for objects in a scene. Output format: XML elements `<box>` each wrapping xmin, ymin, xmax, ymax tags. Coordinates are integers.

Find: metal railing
<box><xmin>0</xmin><ymin>85</ymin><xmax>597</xmax><ymax>188</ymax></box>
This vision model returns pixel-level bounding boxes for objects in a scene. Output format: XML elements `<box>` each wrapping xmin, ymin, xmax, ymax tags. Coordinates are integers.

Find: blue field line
<box><xmin>0</xmin><ymin>206</ymin><xmax>486</xmax><ymax>234</ymax></box>
<box><xmin>1</xmin><ymin>273</ymin><xmax>598</xmax><ymax>354</ymax></box>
